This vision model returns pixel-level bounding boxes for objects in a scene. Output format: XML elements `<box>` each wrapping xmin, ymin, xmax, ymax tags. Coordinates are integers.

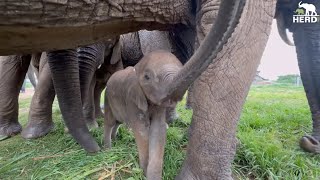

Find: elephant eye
<box><xmin>144</xmin><ymin>74</ymin><xmax>150</xmax><ymax>80</ymax></box>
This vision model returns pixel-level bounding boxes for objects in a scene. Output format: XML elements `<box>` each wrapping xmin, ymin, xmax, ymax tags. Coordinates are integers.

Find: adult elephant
<box><xmin>0</xmin><ymin>0</ymin><xmax>275</xmax><ymax>179</ymax></box>
<box><xmin>80</xmin><ymin>39</ymin><xmax>123</xmax><ymax>129</ymax></box>
<box><xmin>0</xmin><ymin>30</ymin><xmax>182</xmax><ymax>140</ymax></box>
<box><xmin>276</xmin><ymin>0</ymin><xmax>320</xmax><ymax>153</ymax></box>
<box><xmin>0</xmin><ymin>53</ymin><xmax>57</xmax><ymax>140</ymax></box>
<box><xmin>24</xmin><ymin>40</ymin><xmax>123</xmax><ymax>138</ymax></box>
<box><xmin>0</xmin><ymin>39</ymin><xmax>122</xmax><ymax>140</ymax></box>
<box><xmin>22</xmin><ymin>53</ymin><xmax>56</xmax><ymax>139</ymax></box>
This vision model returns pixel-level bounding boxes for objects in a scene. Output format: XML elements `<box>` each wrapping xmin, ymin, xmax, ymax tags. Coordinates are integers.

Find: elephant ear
<box><xmin>127</xmin><ymin>77</ymin><xmax>148</xmax><ymax>113</ymax></box>
<box><xmin>110</xmin><ymin>39</ymin><xmax>122</xmax><ymax>65</ymax></box>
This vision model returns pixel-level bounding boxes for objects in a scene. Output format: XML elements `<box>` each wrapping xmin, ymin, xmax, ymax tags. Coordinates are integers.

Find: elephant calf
<box><xmin>104</xmin><ymin>50</ymin><xmax>183</xmax><ymax>180</ymax></box>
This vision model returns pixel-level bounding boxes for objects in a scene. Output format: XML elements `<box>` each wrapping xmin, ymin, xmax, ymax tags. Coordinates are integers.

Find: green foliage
<box><xmin>276</xmin><ymin>74</ymin><xmax>300</xmax><ymax>84</ymax></box>
<box><xmin>1</xmin><ymin>85</ymin><xmax>320</xmax><ymax>179</ymax></box>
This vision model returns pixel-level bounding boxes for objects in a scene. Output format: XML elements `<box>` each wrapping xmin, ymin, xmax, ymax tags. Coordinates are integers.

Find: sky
<box><xmin>258</xmin><ymin>20</ymin><xmax>300</xmax><ymax>80</ymax></box>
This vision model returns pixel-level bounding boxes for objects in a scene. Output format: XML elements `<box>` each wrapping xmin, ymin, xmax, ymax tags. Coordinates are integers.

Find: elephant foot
<box><xmin>0</xmin><ymin>122</ymin><xmax>22</xmax><ymax>141</ymax></box>
<box><xmin>168</xmin><ymin>112</ymin><xmax>179</xmax><ymax>123</ymax></box>
<box><xmin>299</xmin><ymin>135</ymin><xmax>320</xmax><ymax>153</ymax></box>
<box><xmin>166</xmin><ymin>108</ymin><xmax>179</xmax><ymax>124</ymax></box>
<box><xmin>21</xmin><ymin>121</ymin><xmax>54</xmax><ymax>139</ymax></box>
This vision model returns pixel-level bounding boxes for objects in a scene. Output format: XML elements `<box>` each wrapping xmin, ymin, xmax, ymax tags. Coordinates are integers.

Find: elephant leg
<box><xmin>22</xmin><ymin>53</ymin><xmax>55</xmax><ymax>139</ymax></box>
<box><xmin>185</xmin><ymin>84</ymin><xmax>194</xmax><ymax>110</ymax></box>
<box><xmin>94</xmin><ymin>80</ymin><xmax>106</xmax><ymax>119</ymax></box>
<box><xmin>292</xmin><ymin>22</ymin><xmax>320</xmax><ymax>153</ymax></box>
<box><xmin>103</xmin><ymin>95</ymin><xmax>117</xmax><ymax>149</ymax></box>
<box><xmin>47</xmin><ymin>49</ymin><xmax>100</xmax><ymax>153</ymax></box>
<box><xmin>111</xmin><ymin>122</ymin><xmax>120</xmax><ymax>140</ymax></box>
<box><xmin>83</xmin><ymin>75</ymin><xmax>98</xmax><ymax>129</ymax></box>
<box><xmin>176</xmin><ymin>1</ymin><xmax>275</xmax><ymax>179</ymax></box>
<box><xmin>132</xmin><ymin>119</ymin><xmax>150</xmax><ymax>175</ymax></box>
<box><xmin>147</xmin><ymin>108</ymin><xmax>167</xmax><ymax>180</ymax></box>
<box><xmin>103</xmin><ymin>114</ymin><xmax>116</xmax><ymax>149</ymax></box>
<box><xmin>0</xmin><ymin>55</ymin><xmax>30</xmax><ymax>140</ymax></box>
<box><xmin>165</xmin><ymin>106</ymin><xmax>179</xmax><ymax>124</ymax></box>
<box><xmin>31</xmin><ymin>53</ymin><xmax>41</xmax><ymax>78</ymax></box>
<box><xmin>27</xmin><ymin>65</ymin><xmax>37</xmax><ymax>89</ymax></box>
<box><xmin>78</xmin><ymin>44</ymin><xmax>105</xmax><ymax>128</ymax></box>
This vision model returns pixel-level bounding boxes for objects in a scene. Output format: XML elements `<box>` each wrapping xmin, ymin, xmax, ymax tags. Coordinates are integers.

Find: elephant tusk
<box><xmin>276</xmin><ymin>10</ymin><xmax>294</xmax><ymax>46</ymax></box>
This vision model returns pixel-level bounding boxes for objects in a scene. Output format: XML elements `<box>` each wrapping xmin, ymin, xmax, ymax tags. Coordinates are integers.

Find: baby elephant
<box><xmin>104</xmin><ymin>50</ymin><xmax>182</xmax><ymax>180</ymax></box>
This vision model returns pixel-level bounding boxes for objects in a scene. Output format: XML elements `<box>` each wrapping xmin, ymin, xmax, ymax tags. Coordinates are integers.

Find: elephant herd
<box><xmin>0</xmin><ymin>0</ymin><xmax>320</xmax><ymax>179</ymax></box>
<box><xmin>0</xmin><ymin>30</ymin><xmax>197</xmax><ymax>179</ymax></box>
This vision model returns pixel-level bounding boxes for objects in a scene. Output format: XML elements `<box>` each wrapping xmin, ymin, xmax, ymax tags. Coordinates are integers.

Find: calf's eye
<box><xmin>144</xmin><ymin>74</ymin><xmax>150</xmax><ymax>80</ymax></box>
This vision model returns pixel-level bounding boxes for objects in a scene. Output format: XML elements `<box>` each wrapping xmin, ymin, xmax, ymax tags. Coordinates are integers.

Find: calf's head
<box><xmin>135</xmin><ymin>50</ymin><xmax>182</xmax><ymax>107</ymax></box>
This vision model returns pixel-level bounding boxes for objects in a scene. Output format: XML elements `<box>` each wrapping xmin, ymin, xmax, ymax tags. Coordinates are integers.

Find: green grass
<box><xmin>234</xmin><ymin>84</ymin><xmax>320</xmax><ymax>179</ymax></box>
<box><xmin>1</xmin><ymin>85</ymin><xmax>319</xmax><ymax>179</ymax></box>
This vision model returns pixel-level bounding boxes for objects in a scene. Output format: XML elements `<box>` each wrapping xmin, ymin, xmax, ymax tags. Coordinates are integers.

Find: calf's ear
<box><xmin>127</xmin><ymin>80</ymin><xmax>148</xmax><ymax>112</ymax></box>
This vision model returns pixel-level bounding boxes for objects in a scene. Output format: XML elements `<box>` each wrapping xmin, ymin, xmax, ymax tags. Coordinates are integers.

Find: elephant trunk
<box><xmin>293</xmin><ymin>23</ymin><xmax>320</xmax><ymax>140</ymax></box>
<box><xmin>47</xmin><ymin>50</ymin><xmax>100</xmax><ymax>153</ymax></box>
<box><xmin>78</xmin><ymin>43</ymin><xmax>106</xmax><ymax>104</ymax></box>
<box><xmin>163</xmin><ymin>0</ymin><xmax>246</xmax><ymax>102</ymax></box>
<box><xmin>78</xmin><ymin>43</ymin><xmax>106</xmax><ymax>128</ymax></box>
<box><xmin>275</xmin><ymin>10</ymin><xmax>294</xmax><ymax>46</ymax></box>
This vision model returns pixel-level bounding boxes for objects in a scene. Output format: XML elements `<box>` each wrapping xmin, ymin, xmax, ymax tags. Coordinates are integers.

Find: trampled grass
<box><xmin>1</xmin><ymin>84</ymin><xmax>320</xmax><ymax>179</ymax></box>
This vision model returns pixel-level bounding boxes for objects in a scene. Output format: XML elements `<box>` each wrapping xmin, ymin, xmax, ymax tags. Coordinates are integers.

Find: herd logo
<box><xmin>293</xmin><ymin>1</ymin><xmax>319</xmax><ymax>23</ymax></box>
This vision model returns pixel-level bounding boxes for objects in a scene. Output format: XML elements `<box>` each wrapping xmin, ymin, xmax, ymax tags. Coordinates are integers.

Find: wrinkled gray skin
<box><xmin>31</xmin><ymin>41</ymin><xmax>123</xmax><ymax>134</ymax></box>
<box><xmin>75</xmin><ymin>30</ymin><xmax>183</xmax><ymax>126</ymax></box>
<box><xmin>0</xmin><ymin>0</ymin><xmax>276</xmax><ymax>178</ymax></box>
<box><xmin>2</xmin><ymin>31</ymin><xmax>179</xmax><ymax>140</ymax></box>
<box><xmin>0</xmin><ymin>53</ymin><xmax>54</xmax><ymax>140</ymax></box>
<box><xmin>22</xmin><ymin>53</ymin><xmax>56</xmax><ymax>139</ymax></box>
<box><xmin>0</xmin><ymin>40</ymin><xmax>122</xmax><ymax>140</ymax></box>
<box><xmin>0</xmin><ymin>55</ymin><xmax>31</xmax><ymax>140</ymax></box>
<box><xmin>92</xmin><ymin>51</ymin><xmax>123</xmax><ymax>120</ymax></box>
<box><xmin>120</xmin><ymin>30</ymin><xmax>189</xmax><ymax>122</ymax></box>
<box><xmin>0</xmin><ymin>52</ymin><xmax>57</xmax><ymax>140</ymax></box>
<box><xmin>105</xmin><ymin>51</ymin><xmax>183</xmax><ymax>179</ymax></box>
<box><xmin>27</xmin><ymin>65</ymin><xmax>37</xmax><ymax>88</ymax></box>
<box><xmin>79</xmin><ymin>39</ymin><xmax>123</xmax><ymax>129</ymax></box>
<box><xmin>276</xmin><ymin>0</ymin><xmax>320</xmax><ymax>153</ymax></box>
<box><xmin>89</xmin><ymin>30</ymin><xmax>183</xmax><ymax>124</ymax></box>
